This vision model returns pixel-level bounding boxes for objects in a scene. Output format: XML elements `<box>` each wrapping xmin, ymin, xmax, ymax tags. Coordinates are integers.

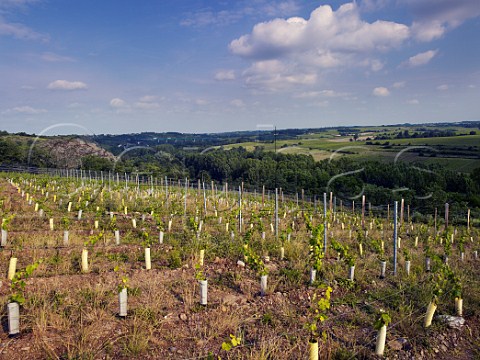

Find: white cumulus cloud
<box><xmin>110</xmin><ymin>98</ymin><xmax>127</xmax><ymax>108</ymax></box>
<box><xmin>373</xmin><ymin>87</ymin><xmax>390</xmax><ymax>96</ymax></box>
<box><xmin>229</xmin><ymin>2</ymin><xmax>410</xmax><ymax>91</ymax></box>
<box><xmin>230</xmin><ymin>3</ymin><xmax>409</xmax><ymax>60</ymax></box>
<box><xmin>437</xmin><ymin>84</ymin><xmax>449</xmax><ymax>91</ymax></box>
<box><xmin>405</xmin><ymin>49</ymin><xmax>438</xmax><ymax>67</ymax></box>
<box><xmin>411</xmin><ymin>21</ymin><xmax>445</xmax><ymax>42</ymax></box>
<box><xmin>47</xmin><ymin>80</ymin><xmax>87</xmax><ymax>90</ymax></box>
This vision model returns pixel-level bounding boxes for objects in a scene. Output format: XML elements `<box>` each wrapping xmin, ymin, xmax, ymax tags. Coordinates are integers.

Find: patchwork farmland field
<box><xmin>223</xmin><ymin>132</ymin><xmax>480</xmax><ymax>173</ymax></box>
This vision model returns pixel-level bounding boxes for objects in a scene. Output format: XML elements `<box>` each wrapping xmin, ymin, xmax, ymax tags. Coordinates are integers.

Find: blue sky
<box><xmin>0</xmin><ymin>0</ymin><xmax>479</xmax><ymax>135</ymax></box>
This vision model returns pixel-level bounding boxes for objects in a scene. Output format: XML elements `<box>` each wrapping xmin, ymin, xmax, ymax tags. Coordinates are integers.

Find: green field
<box><xmin>223</xmin><ymin>126</ymin><xmax>480</xmax><ymax>172</ymax></box>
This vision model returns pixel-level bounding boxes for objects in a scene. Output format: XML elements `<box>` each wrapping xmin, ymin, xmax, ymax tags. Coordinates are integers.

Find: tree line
<box><xmin>1</xmin><ymin>136</ymin><xmax>480</xmax><ymax>221</ymax></box>
<box><xmin>106</xmin><ymin>145</ymin><xmax>480</xmax><ymax>219</ymax></box>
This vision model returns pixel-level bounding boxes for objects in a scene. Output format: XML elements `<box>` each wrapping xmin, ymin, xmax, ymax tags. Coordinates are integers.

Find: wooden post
<box><xmin>275</xmin><ymin>188</ymin><xmax>279</xmax><ymax>241</ymax></box>
<box><xmin>445</xmin><ymin>203</ymin><xmax>449</xmax><ymax>228</ymax></box>
<box><xmin>323</xmin><ymin>193</ymin><xmax>327</xmax><ymax>254</ymax></box>
<box><xmin>202</xmin><ymin>182</ymin><xmax>207</xmax><ymax>217</ymax></box>
<box><xmin>400</xmin><ymin>198</ymin><xmax>404</xmax><ymax>225</ymax></box>
<box><xmin>238</xmin><ymin>185</ymin><xmax>242</xmax><ymax>233</ymax></box>
<box><xmin>361</xmin><ymin>195</ymin><xmax>365</xmax><ymax>229</ymax></box>
<box><xmin>184</xmin><ymin>178</ymin><xmax>188</xmax><ymax>221</ymax></box>
<box><xmin>393</xmin><ymin>201</ymin><xmax>398</xmax><ymax>276</ymax></box>
<box><xmin>333</xmin><ymin>196</ymin><xmax>336</xmax><ymax>218</ymax></box>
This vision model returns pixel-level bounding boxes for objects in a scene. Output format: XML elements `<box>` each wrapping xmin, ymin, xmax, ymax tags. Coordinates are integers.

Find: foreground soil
<box><xmin>0</xmin><ymin>178</ymin><xmax>479</xmax><ymax>359</ymax></box>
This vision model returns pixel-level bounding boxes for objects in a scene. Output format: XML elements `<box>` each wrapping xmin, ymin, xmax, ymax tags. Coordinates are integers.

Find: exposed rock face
<box><xmin>40</xmin><ymin>137</ymin><xmax>115</xmax><ymax>168</ymax></box>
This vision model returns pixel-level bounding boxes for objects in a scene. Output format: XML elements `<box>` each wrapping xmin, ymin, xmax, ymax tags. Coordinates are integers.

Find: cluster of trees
<box><xmin>91</xmin><ymin>128</ymin><xmax>315</xmax><ymax>155</ymax></box>
<box><xmin>395</xmin><ymin>129</ymin><xmax>456</xmax><ymax>139</ymax></box>
<box><xmin>102</xmin><ymin>145</ymin><xmax>480</xmax><ymax>216</ymax></box>
<box><xmin>373</xmin><ymin>129</ymin><xmax>477</xmax><ymax>141</ymax></box>
<box><xmin>0</xmin><ymin>137</ymin><xmax>54</xmax><ymax>168</ymax></box>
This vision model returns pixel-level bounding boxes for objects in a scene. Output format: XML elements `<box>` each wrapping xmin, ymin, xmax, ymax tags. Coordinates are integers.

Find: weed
<box><xmin>167</xmin><ymin>249</ymin><xmax>182</xmax><ymax>269</ymax></box>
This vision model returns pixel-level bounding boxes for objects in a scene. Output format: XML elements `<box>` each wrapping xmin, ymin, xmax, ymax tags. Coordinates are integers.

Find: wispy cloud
<box><xmin>41</xmin><ymin>52</ymin><xmax>75</xmax><ymax>62</ymax></box>
<box><xmin>3</xmin><ymin>105</ymin><xmax>47</xmax><ymax>114</ymax></box>
<box><xmin>180</xmin><ymin>9</ymin><xmax>243</xmax><ymax>27</ymax></box>
<box><xmin>214</xmin><ymin>70</ymin><xmax>236</xmax><ymax>81</ymax></box>
<box><xmin>47</xmin><ymin>80</ymin><xmax>87</xmax><ymax>90</ymax></box>
<box><xmin>0</xmin><ymin>0</ymin><xmax>39</xmax><ymax>8</ymax></box>
<box><xmin>359</xmin><ymin>0</ymin><xmax>391</xmax><ymax>12</ymax></box>
<box><xmin>0</xmin><ymin>0</ymin><xmax>47</xmax><ymax>41</ymax></box>
<box><xmin>242</xmin><ymin>59</ymin><xmax>317</xmax><ymax>92</ymax></box>
<box><xmin>293</xmin><ymin>90</ymin><xmax>348</xmax><ymax>98</ymax></box>
<box><xmin>195</xmin><ymin>99</ymin><xmax>208</xmax><ymax>106</ymax></box>
<box><xmin>134</xmin><ymin>96</ymin><xmax>162</xmax><ymax>110</ymax></box>
<box><xmin>134</xmin><ymin>102</ymin><xmax>160</xmax><ymax>110</ymax></box>
<box><xmin>181</xmin><ymin>1</ymin><xmax>300</xmax><ymax>27</ymax></box>
<box><xmin>138</xmin><ymin>95</ymin><xmax>158</xmax><ymax>103</ymax></box>
<box><xmin>406</xmin><ymin>0</ymin><xmax>480</xmax><ymax>41</ymax></box>
<box><xmin>0</xmin><ymin>17</ymin><xmax>48</xmax><ymax>41</ymax></box>
<box><xmin>262</xmin><ymin>1</ymin><xmax>300</xmax><ymax>17</ymax></box>
<box><xmin>230</xmin><ymin>99</ymin><xmax>245</xmax><ymax>107</ymax></box>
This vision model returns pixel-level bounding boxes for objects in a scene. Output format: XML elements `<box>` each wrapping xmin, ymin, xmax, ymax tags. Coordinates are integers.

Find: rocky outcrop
<box><xmin>39</xmin><ymin>137</ymin><xmax>115</xmax><ymax>168</ymax></box>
